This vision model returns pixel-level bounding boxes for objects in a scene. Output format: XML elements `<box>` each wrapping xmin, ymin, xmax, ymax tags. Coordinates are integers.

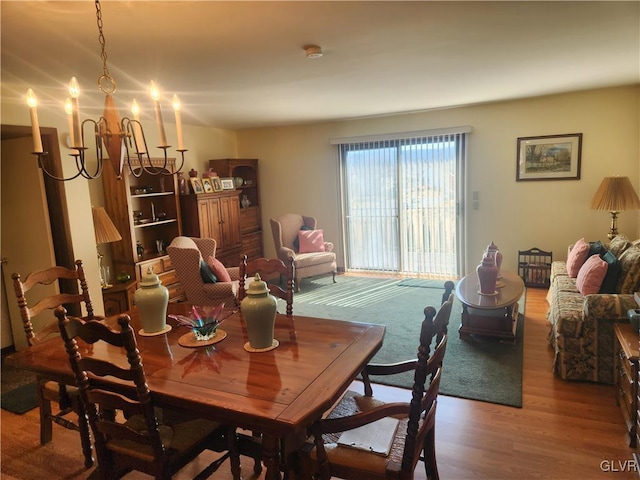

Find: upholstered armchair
<box><xmin>166</xmin><ymin>236</ymin><xmax>240</xmax><ymax>307</ymax></box>
<box><xmin>270</xmin><ymin>214</ymin><xmax>337</xmax><ymax>291</ymax></box>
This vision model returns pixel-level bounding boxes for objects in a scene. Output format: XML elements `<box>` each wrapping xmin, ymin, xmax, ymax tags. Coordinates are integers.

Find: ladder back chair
<box><xmin>238</xmin><ymin>255</ymin><xmax>295</xmax><ymax>316</ymax></box>
<box><xmin>11</xmin><ymin>259</ymin><xmax>96</xmax><ymax>468</ymax></box>
<box><xmin>55</xmin><ymin>306</ymin><xmax>243</xmax><ymax>480</ymax></box>
<box><xmin>299</xmin><ymin>290</ymin><xmax>453</xmax><ymax>480</ymax></box>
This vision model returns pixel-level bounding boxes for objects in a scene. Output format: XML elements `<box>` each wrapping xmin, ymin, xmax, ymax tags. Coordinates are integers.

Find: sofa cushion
<box><xmin>609</xmin><ymin>234</ymin><xmax>632</xmax><ymax>258</ymax></box>
<box><xmin>599</xmin><ymin>250</ymin><xmax>622</xmax><ymax>294</ymax></box>
<box><xmin>576</xmin><ymin>254</ymin><xmax>608</xmax><ymax>295</ymax></box>
<box><xmin>588</xmin><ymin>240</ymin><xmax>607</xmax><ymax>257</ymax></box>
<box><xmin>566</xmin><ymin>238</ymin><xmax>589</xmax><ymax>277</ymax></box>
<box><xmin>617</xmin><ymin>245</ymin><xmax>640</xmax><ymax>294</ymax></box>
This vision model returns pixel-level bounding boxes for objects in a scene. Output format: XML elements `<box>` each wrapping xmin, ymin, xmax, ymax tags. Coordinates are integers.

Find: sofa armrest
<box><xmin>277</xmin><ymin>246</ymin><xmax>296</xmax><ymax>260</ymax></box>
<box><xmin>583</xmin><ymin>294</ymin><xmax>638</xmax><ymax>324</ymax></box>
<box><xmin>324</xmin><ymin>241</ymin><xmax>334</xmax><ymax>252</ymax></box>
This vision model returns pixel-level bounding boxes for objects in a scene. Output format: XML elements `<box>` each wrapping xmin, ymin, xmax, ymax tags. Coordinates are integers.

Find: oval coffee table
<box><xmin>455</xmin><ymin>270</ymin><xmax>524</xmax><ymax>342</ymax></box>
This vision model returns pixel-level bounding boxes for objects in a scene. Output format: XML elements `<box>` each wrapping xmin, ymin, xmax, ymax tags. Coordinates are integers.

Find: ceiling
<box><xmin>2</xmin><ymin>1</ymin><xmax>639</xmax><ymax>130</ymax></box>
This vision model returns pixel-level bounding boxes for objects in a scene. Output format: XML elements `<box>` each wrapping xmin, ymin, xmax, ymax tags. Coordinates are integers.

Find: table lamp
<box><xmin>92</xmin><ymin>206</ymin><xmax>122</xmax><ymax>289</ymax></box>
<box><xmin>590</xmin><ymin>176</ymin><xmax>640</xmax><ymax>240</ymax></box>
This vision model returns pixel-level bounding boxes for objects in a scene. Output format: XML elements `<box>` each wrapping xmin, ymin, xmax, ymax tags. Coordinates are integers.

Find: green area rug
<box><xmin>289</xmin><ymin>275</ymin><xmax>524</xmax><ymax>408</ymax></box>
<box><xmin>1</xmin><ymin>381</ymin><xmax>38</xmax><ymax>414</ymax></box>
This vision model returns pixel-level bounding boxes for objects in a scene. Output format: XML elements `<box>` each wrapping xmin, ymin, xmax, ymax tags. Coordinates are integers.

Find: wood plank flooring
<box><xmin>1</xmin><ymin>288</ymin><xmax>638</xmax><ymax>479</ymax></box>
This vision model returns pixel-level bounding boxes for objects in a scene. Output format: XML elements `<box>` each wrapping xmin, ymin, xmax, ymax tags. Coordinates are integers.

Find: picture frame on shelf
<box><xmin>189</xmin><ymin>177</ymin><xmax>204</xmax><ymax>194</ymax></box>
<box><xmin>202</xmin><ymin>178</ymin><xmax>213</xmax><ymax>193</ymax></box>
<box><xmin>516</xmin><ymin>133</ymin><xmax>582</xmax><ymax>182</ymax></box>
<box><xmin>220</xmin><ymin>177</ymin><xmax>235</xmax><ymax>190</ymax></box>
<box><xmin>211</xmin><ymin>176</ymin><xmax>223</xmax><ymax>192</ymax></box>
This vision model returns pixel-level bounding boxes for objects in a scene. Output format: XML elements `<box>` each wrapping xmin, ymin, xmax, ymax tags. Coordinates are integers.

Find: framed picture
<box><xmin>202</xmin><ymin>177</ymin><xmax>213</xmax><ymax>193</ymax></box>
<box><xmin>220</xmin><ymin>177</ymin><xmax>235</xmax><ymax>190</ymax></box>
<box><xmin>516</xmin><ymin>133</ymin><xmax>582</xmax><ymax>181</ymax></box>
<box><xmin>211</xmin><ymin>176</ymin><xmax>223</xmax><ymax>192</ymax></box>
<box><xmin>189</xmin><ymin>177</ymin><xmax>204</xmax><ymax>194</ymax></box>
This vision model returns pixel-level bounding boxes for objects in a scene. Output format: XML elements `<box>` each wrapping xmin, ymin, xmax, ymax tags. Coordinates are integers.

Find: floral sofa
<box><xmin>547</xmin><ymin>234</ymin><xmax>640</xmax><ymax>383</ymax></box>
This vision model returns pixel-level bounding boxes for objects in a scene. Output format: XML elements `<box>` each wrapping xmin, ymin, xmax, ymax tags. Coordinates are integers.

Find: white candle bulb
<box><xmin>131</xmin><ymin>99</ymin><xmax>146</xmax><ymax>154</ymax></box>
<box><xmin>150</xmin><ymin>81</ymin><xmax>167</xmax><ymax>147</ymax></box>
<box><xmin>64</xmin><ymin>98</ymin><xmax>75</xmax><ymax>149</ymax></box>
<box><xmin>26</xmin><ymin>89</ymin><xmax>43</xmax><ymax>153</ymax></box>
<box><xmin>172</xmin><ymin>94</ymin><xmax>185</xmax><ymax>150</ymax></box>
<box><xmin>68</xmin><ymin>77</ymin><xmax>82</xmax><ymax>148</ymax></box>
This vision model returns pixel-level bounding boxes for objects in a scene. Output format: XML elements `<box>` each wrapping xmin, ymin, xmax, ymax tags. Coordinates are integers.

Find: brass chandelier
<box><xmin>26</xmin><ymin>0</ymin><xmax>185</xmax><ymax>181</ymax></box>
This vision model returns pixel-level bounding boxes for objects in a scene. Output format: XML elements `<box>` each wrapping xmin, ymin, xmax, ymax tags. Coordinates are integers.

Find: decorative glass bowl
<box><xmin>170</xmin><ymin>304</ymin><xmax>226</xmax><ymax>341</ymax></box>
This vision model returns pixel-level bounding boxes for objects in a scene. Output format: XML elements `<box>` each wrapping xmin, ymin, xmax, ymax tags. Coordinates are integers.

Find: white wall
<box><xmin>236</xmin><ymin>86</ymin><xmax>640</xmax><ymax>274</ymax></box>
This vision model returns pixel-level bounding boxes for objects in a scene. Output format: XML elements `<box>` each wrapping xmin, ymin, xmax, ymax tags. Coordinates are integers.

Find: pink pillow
<box><xmin>566</xmin><ymin>238</ymin><xmax>590</xmax><ymax>277</ymax></box>
<box><xmin>298</xmin><ymin>229</ymin><xmax>326</xmax><ymax>253</ymax></box>
<box><xmin>206</xmin><ymin>255</ymin><xmax>231</xmax><ymax>282</ymax></box>
<box><xmin>576</xmin><ymin>254</ymin><xmax>608</xmax><ymax>295</ymax></box>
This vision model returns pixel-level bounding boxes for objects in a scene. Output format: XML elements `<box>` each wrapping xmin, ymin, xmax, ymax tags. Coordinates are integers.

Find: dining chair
<box><xmin>238</xmin><ymin>255</ymin><xmax>295</xmax><ymax>316</ymax></box>
<box><xmin>299</xmin><ymin>293</ymin><xmax>453</xmax><ymax>480</ymax></box>
<box><xmin>11</xmin><ymin>259</ymin><xmax>96</xmax><ymax>468</ymax></box>
<box><xmin>54</xmin><ymin>306</ymin><xmax>243</xmax><ymax>480</ymax></box>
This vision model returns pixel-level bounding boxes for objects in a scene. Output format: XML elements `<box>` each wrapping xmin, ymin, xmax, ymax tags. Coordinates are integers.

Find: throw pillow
<box><xmin>566</xmin><ymin>238</ymin><xmax>590</xmax><ymax>277</ymax></box>
<box><xmin>200</xmin><ymin>259</ymin><xmax>218</xmax><ymax>284</ymax></box>
<box><xmin>588</xmin><ymin>240</ymin><xmax>606</xmax><ymax>257</ymax></box>
<box><xmin>298</xmin><ymin>229</ymin><xmax>326</xmax><ymax>253</ymax></box>
<box><xmin>293</xmin><ymin>225</ymin><xmax>313</xmax><ymax>252</ymax></box>
<box><xmin>576</xmin><ymin>254</ymin><xmax>608</xmax><ymax>296</ymax></box>
<box><xmin>207</xmin><ymin>255</ymin><xmax>232</xmax><ymax>282</ymax></box>
<box><xmin>617</xmin><ymin>245</ymin><xmax>640</xmax><ymax>294</ymax></box>
<box><xmin>608</xmin><ymin>234</ymin><xmax>632</xmax><ymax>258</ymax></box>
<box><xmin>599</xmin><ymin>250</ymin><xmax>622</xmax><ymax>294</ymax></box>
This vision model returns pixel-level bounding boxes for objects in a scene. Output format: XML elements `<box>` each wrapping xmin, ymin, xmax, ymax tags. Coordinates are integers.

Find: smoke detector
<box><xmin>304</xmin><ymin>45</ymin><xmax>323</xmax><ymax>59</ymax></box>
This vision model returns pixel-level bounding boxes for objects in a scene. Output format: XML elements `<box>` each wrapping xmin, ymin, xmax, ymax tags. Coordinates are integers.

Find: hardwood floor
<box><xmin>1</xmin><ymin>288</ymin><xmax>638</xmax><ymax>479</ymax></box>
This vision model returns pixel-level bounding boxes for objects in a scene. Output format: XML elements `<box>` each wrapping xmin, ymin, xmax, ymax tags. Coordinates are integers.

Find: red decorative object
<box><xmin>476</xmin><ymin>253</ymin><xmax>498</xmax><ymax>295</ymax></box>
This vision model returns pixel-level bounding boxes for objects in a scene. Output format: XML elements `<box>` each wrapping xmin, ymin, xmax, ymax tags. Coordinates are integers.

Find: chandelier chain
<box><xmin>95</xmin><ymin>0</ymin><xmax>115</xmax><ymax>94</ymax></box>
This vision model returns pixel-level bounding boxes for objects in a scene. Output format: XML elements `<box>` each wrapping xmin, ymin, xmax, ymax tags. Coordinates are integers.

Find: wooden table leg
<box><xmin>262</xmin><ymin>434</ymin><xmax>282</xmax><ymax>480</ymax></box>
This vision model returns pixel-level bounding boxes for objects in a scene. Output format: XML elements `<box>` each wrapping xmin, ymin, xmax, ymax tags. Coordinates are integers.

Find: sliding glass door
<box><xmin>339</xmin><ymin>131</ymin><xmax>466</xmax><ymax>278</ymax></box>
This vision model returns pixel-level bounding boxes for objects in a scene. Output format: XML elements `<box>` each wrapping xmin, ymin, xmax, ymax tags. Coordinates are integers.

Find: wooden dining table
<box><xmin>5</xmin><ymin>303</ymin><xmax>386</xmax><ymax>480</ymax></box>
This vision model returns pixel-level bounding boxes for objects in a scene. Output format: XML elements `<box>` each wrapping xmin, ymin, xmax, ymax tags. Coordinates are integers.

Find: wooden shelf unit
<box><xmin>208</xmin><ymin>158</ymin><xmax>263</xmax><ymax>263</ymax></box>
<box><xmin>614</xmin><ymin>322</ymin><xmax>639</xmax><ymax>448</ymax></box>
<box><xmin>101</xmin><ymin>158</ymin><xmax>185</xmax><ymax>302</ymax></box>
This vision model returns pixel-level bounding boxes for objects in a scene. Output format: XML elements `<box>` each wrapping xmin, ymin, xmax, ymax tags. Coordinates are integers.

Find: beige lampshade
<box><xmin>92</xmin><ymin>206</ymin><xmax>122</xmax><ymax>244</ymax></box>
<box><xmin>590</xmin><ymin>176</ymin><xmax>640</xmax><ymax>212</ymax></box>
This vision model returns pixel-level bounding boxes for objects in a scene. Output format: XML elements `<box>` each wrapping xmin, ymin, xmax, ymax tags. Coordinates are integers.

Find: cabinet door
<box><xmin>197</xmin><ymin>198</ymin><xmax>222</xmax><ymax>242</ymax></box>
<box><xmin>220</xmin><ymin>195</ymin><xmax>242</xmax><ymax>251</ymax></box>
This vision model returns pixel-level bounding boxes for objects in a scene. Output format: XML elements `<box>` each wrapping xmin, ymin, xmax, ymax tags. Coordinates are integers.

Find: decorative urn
<box><xmin>476</xmin><ymin>252</ymin><xmax>499</xmax><ymax>295</ymax></box>
<box><xmin>134</xmin><ymin>266</ymin><xmax>169</xmax><ymax>334</ymax></box>
<box><xmin>241</xmin><ymin>274</ymin><xmax>277</xmax><ymax>350</ymax></box>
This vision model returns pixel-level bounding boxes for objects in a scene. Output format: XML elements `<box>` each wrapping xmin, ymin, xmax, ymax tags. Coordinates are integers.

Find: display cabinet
<box><xmin>208</xmin><ymin>158</ymin><xmax>263</xmax><ymax>261</ymax></box>
<box><xmin>180</xmin><ymin>190</ymin><xmax>243</xmax><ymax>267</ymax></box>
<box><xmin>101</xmin><ymin>158</ymin><xmax>185</xmax><ymax>302</ymax></box>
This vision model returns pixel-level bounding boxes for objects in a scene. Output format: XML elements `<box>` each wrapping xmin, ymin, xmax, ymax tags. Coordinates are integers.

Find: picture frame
<box><xmin>516</xmin><ymin>133</ymin><xmax>582</xmax><ymax>181</ymax></box>
<box><xmin>201</xmin><ymin>177</ymin><xmax>213</xmax><ymax>193</ymax></box>
<box><xmin>220</xmin><ymin>177</ymin><xmax>235</xmax><ymax>190</ymax></box>
<box><xmin>211</xmin><ymin>176</ymin><xmax>223</xmax><ymax>192</ymax></box>
<box><xmin>189</xmin><ymin>177</ymin><xmax>204</xmax><ymax>194</ymax></box>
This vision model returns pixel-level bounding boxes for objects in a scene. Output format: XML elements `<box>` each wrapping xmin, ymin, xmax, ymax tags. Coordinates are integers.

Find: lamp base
<box><xmin>607</xmin><ymin>211</ymin><xmax>620</xmax><ymax>240</ymax></box>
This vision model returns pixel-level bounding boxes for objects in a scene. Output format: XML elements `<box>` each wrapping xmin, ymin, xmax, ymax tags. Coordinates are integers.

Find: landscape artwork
<box><xmin>516</xmin><ymin>133</ymin><xmax>582</xmax><ymax>181</ymax></box>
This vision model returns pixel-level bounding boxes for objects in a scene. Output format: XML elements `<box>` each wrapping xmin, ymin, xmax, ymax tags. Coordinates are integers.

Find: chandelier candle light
<box><xmin>26</xmin><ymin>0</ymin><xmax>186</xmax><ymax>181</ymax></box>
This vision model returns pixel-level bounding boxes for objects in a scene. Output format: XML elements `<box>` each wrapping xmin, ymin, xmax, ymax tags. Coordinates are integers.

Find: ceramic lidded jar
<box><xmin>477</xmin><ymin>252</ymin><xmax>499</xmax><ymax>295</ymax></box>
<box><xmin>241</xmin><ymin>273</ymin><xmax>277</xmax><ymax>349</ymax></box>
<box><xmin>134</xmin><ymin>266</ymin><xmax>169</xmax><ymax>334</ymax></box>
<box><xmin>486</xmin><ymin>241</ymin><xmax>503</xmax><ymax>273</ymax></box>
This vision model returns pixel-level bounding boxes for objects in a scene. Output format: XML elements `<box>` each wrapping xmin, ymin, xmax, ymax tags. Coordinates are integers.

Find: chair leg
<box><xmin>332</xmin><ymin>272</ymin><xmax>336</xmax><ymax>283</ymax></box>
<box><xmin>227</xmin><ymin>426</ymin><xmax>242</xmax><ymax>480</ymax></box>
<box><xmin>36</xmin><ymin>382</ymin><xmax>53</xmax><ymax>445</ymax></box>
<box><xmin>423</xmin><ymin>427</ymin><xmax>439</xmax><ymax>480</ymax></box>
<box><xmin>76</xmin><ymin>404</ymin><xmax>94</xmax><ymax>468</ymax></box>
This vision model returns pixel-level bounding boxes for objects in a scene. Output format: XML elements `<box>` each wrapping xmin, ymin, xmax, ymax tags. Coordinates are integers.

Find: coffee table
<box><xmin>455</xmin><ymin>270</ymin><xmax>525</xmax><ymax>341</ymax></box>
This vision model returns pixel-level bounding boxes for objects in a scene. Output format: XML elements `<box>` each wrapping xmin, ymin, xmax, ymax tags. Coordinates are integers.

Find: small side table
<box><xmin>102</xmin><ymin>280</ymin><xmax>136</xmax><ymax>316</ymax></box>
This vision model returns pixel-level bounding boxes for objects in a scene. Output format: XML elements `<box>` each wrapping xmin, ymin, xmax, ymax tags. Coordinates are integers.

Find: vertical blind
<box><xmin>334</xmin><ymin>127</ymin><xmax>469</xmax><ymax>278</ymax></box>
